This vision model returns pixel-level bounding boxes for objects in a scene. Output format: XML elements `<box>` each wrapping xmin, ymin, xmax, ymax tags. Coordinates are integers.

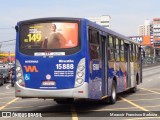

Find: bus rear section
<box><xmin>15</xmin><ymin>18</ymin><xmax>89</xmax><ymax>101</ymax></box>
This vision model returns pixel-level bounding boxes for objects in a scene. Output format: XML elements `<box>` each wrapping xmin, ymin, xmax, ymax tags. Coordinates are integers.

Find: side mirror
<box><xmin>15</xmin><ymin>25</ymin><xmax>18</xmax><ymax>32</ymax></box>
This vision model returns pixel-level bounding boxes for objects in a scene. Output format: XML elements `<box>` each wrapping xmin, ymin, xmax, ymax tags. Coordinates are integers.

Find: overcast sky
<box><xmin>0</xmin><ymin>0</ymin><xmax>159</xmax><ymax>52</ymax></box>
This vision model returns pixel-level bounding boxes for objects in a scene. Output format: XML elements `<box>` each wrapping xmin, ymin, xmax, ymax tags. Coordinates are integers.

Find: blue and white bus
<box><xmin>15</xmin><ymin>17</ymin><xmax>143</xmax><ymax>104</ymax></box>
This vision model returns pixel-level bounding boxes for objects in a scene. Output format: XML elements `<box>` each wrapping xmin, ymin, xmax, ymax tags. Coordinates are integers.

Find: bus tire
<box><xmin>109</xmin><ymin>80</ymin><xmax>117</xmax><ymax>104</ymax></box>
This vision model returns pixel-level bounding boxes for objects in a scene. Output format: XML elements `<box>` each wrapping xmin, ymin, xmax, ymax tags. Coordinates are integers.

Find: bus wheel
<box><xmin>109</xmin><ymin>81</ymin><xmax>117</xmax><ymax>104</ymax></box>
<box><xmin>55</xmin><ymin>98</ymin><xmax>74</xmax><ymax>104</ymax></box>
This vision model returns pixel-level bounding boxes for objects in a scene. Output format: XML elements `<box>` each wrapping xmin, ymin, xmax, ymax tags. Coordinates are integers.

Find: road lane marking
<box><xmin>145</xmin><ymin>104</ymin><xmax>160</xmax><ymax>108</ymax></box>
<box><xmin>140</xmin><ymin>88</ymin><xmax>160</xmax><ymax>94</ymax></box>
<box><xmin>127</xmin><ymin>98</ymin><xmax>160</xmax><ymax>102</ymax></box>
<box><xmin>0</xmin><ymin>98</ymin><xmax>19</xmax><ymax>110</ymax></box>
<box><xmin>3</xmin><ymin>104</ymin><xmax>55</xmax><ymax>110</ymax></box>
<box><xmin>94</xmin><ymin>104</ymin><xmax>160</xmax><ymax>111</ymax></box>
<box><xmin>148</xmin><ymin>88</ymin><xmax>160</xmax><ymax>91</ymax></box>
<box><xmin>71</xmin><ymin>105</ymin><xmax>78</xmax><ymax>120</ymax></box>
<box><xmin>15</xmin><ymin>99</ymin><xmax>43</xmax><ymax>103</ymax></box>
<box><xmin>117</xmin><ymin>97</ymin><xmax>160</xmax><ymax>103</ymax></box>
<box><xmin>119</xmin><ymin>97</ymin><xmax>160</xmax><ymax>120</ymax></box>
<box><xmin>130</xmin><ymin>93</ymin><xmax>156</xmax><ymax>96</ymax></box>
<box><xmin>6</xmin><ymin>84</ymin><xmax>11</xmax><ymax>89</ymax></box>
<box><xmin>91</xmin><ymin>106</ymin><xmax>138</xmax><ymax>111</ymax></box>
<box><xmin>2</xmin><ymin>106</ymin><xmax>34</xmax><ymax>110</ymax></box>
<box><xmin>119</xmin><ymin>97</ymin><xmax>149</xmax><ymax>111</ymax></box>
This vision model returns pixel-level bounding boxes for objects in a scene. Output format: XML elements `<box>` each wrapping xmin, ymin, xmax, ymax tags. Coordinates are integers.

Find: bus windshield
<box><xmin>20</xmin><ymin>22</ymin><xmax>78</xmax><ymax>53</ymax></box>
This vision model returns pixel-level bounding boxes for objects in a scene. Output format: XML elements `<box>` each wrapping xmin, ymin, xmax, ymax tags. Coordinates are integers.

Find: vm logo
<box><xmin>24</xmin><ymin>66</ymin><xmax>38</xmax><ymax>72</ymax></box>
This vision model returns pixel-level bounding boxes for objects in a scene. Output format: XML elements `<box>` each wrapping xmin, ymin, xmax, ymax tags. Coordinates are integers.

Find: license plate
<box><xmin>42</xmin><ymin>81</ymin><xmax>56</xmax><ymax>86</ymax></box>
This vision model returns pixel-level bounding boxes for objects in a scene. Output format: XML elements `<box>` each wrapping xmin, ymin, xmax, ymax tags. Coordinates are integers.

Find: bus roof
<box><xmin>17</xmin><ymin>17</ymin><xmax>140</xmax><ymax>45</ymax></box>
<box><xmin>17</xmin><ymin>17</ymin><xmax>81</xmax><ymax>24</ymax></box>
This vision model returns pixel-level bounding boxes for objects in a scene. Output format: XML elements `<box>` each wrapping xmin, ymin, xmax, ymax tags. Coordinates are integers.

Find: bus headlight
<box><xmin>78</xmin><ymin>65</ymin><xmax>84</xmax><ymax>71</ymax></box>
<box><xmin>76</xmin><ymin>78</ymin><xmax>83</xmax><ymax>84</ymax></box>
<box><xmin>75</xmin><ymin>58</ymin><xmax>85</xmax><ymax>87</ymax></box>
<box><xmin>18</xmin><ymin>79</ymin><xmax>23</xmax><ymax>84</ymax></box>
<box><xmin>16</xmin><ymin>67</ymin><xmax>21</xmax><ymax>71</ymax></box>
<box><xmin>17</xmin><ymin>73</ymin><xmax>22</xmax><ymax>77</ymax></box>
<box><xmin>77</xmin><ymin>72</ymin><xmax>84</xmax><ymax>77</ymax></box>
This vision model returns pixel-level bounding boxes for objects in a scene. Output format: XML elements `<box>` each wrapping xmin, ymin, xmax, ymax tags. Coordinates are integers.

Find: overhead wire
<box><xmin>1</xmin><ymin>43</ymin><xmax>15</xmax><ymax>47</ymax></box>
<box><xmin>0</xmin><ymin>39</ymin><xmax>15</xmax><ymax>43</ymax></box>
<box><xmin>0</xmin><ymin>27</ymin><xmax>14</xmax><ymax>30</ymax></box>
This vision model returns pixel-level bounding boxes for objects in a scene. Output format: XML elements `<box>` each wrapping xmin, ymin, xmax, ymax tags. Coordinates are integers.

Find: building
<box><xmin>138</xmin><ymin>19</ymin><xmax>155</xmax><ymax>45</ymax></box>
<box><xmin>87</xmin><ymin>15</ymin><xmax>111</xmax><ymax>29</ymax></box>
<box><xmin>153</xmin><ymin>18</ymin><xmax>160</xmax><ymax>48</ymax></box>
<box><xmin>137</xmin><ymin>20</ymin><xmax>153</xmax><ymax>46</ymax></box>
<box><xmin>138</xmin><ymin>20</ymin><xmax>151</xmax><ymax>36</ymax></box>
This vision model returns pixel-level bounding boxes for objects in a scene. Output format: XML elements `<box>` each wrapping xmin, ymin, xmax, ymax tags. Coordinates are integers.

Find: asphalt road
<box><xmin>0</xmin><ymin>65</ymin><xmax>160</xmax><ymax>120</ymax></box>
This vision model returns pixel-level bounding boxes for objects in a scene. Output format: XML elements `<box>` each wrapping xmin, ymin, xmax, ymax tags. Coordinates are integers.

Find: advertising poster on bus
<box><xmin>20</xmin><ymin>22</ymin><xmax>78</xmax><ymax>50</ymax></box>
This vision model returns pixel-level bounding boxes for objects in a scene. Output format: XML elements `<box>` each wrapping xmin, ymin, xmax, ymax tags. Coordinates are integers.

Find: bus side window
<box><xmin>115</xmin><ymin>37</ymin><xmax>120</xmax><ymax>61</ymax></box>
<box><xmin>124</xmin><ymin>43</ymin><xmax>128</xmax><ymax>62</ymax></box>
<box><xmin>133</xmin><ymin>44</ymin><xmax>136</xmax><ymax>62</ymax></box>
<box><xmin>109</xmin><ymin>35</ymin><xmax>114</xmax><ymax>48</ymax></box>
<box><xmin>136</xmin><ymin>45</ymin><xmax>139</xmax><ymax>61</ymax></box>
<box><xmin>108</xmin><ymin>35</ymin><xmax>115</xmax><ymax>61</ymax></box>
<box><xmin>88</xmin><ymin>28</ymin><xmax>100</xmax><ymax>60</ymax></box>
<box><xmin>89</xmin><ymin>28</ymin><xmax>99</xmax><ymax>44</ymax></box>
<box><xmin>130</xmin><ymin>44</ymin><xmax>133</xmax><ymax>62</ymax></box>
<box><xmin>120</xmin><ymin>40</ymin><xmax>125</xmax><ymax>61</ymax></box>
<box><xmin>89</xmin><ymin>29</ymin><xmax>92</xmax><ymax>43</ymax></box>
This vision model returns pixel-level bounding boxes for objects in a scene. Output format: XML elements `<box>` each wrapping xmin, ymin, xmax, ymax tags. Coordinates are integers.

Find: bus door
<box><xmin>89</xmin><ymin>29</ymin><xmax>103</xmax><ymax>99</ymax></box>
<box><xmin>100</xmin><ymin>35</ymin><xmax>107</xmax><ymax>96</ymax></box>
<box><xmin>124</xmin><ymin>43</ymin><xmax>131</xmax><ymax>88</ymax></box>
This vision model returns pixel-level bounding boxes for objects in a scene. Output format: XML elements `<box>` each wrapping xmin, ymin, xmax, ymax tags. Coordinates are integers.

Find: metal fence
<box><xmin>142</xmin><ymin>56</ymin><xmax>160</xmax><ymax>67</ymax></box>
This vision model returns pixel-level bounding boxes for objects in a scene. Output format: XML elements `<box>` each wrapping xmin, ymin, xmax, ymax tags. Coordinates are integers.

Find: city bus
<box><xmin>15</xmin><ymin>17</ymin><xmax>144</xmax><ymax>104</ymax></box>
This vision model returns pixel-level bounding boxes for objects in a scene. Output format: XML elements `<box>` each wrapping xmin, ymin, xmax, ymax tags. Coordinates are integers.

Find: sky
<box><xmin>0</xmin><ymin>0</ymin><xmax>159</xmax><ymax>52</ymax></box>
